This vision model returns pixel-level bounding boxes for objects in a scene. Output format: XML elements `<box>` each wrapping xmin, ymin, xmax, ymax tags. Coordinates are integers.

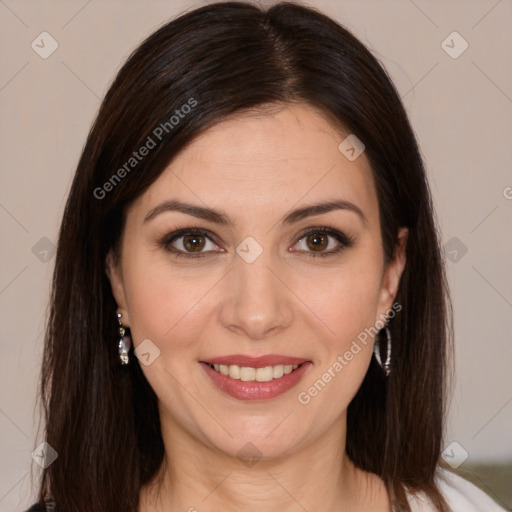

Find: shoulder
<box><xmin>407</xmin><ymin>467</ymin><xmax>507</xmax><ymax>512</ymax></box>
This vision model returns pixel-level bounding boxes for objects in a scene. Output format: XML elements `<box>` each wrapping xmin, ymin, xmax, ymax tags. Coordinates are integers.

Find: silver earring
<box><xmin>117</xmin><ymin>313</ymin><xmax>131</xmax><ymax>365</ymax></box>
<box><xmin>374</xmin><ymin>326</ymin><xmax>392</xmax><ymax>376</ymax></box>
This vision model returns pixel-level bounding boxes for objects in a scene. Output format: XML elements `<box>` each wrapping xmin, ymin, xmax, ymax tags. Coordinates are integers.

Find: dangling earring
<box><xmin>374</xmin><ymin>325</ymin><xmax>392</xmax><ymax>376</ymax></box>
<box><xmin>117</xmin><ymin>312</ymin><xmax>131</xmax><ymax>365</ymax></box>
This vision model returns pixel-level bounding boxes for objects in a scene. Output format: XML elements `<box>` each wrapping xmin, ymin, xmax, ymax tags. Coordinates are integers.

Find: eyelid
<box><xmin>295</xmin><ymin>225</ymin><xmax>352</xmax><ymax>242</ymax></box>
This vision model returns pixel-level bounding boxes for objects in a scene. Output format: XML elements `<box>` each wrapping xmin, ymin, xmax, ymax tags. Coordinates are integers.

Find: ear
<box><xmin>105</xmin><ymin>250</ymin><xmax>130</xmax><ymax>326</ymax></box>
<box><xmin>375</xmin><ymin>227</ymin><xmax>408</xmax><ymax>321</ymax></box>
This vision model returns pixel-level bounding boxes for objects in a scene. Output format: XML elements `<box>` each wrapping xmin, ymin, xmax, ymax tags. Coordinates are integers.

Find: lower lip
<box><xmin>200</xmin><ymin>362</ymin><xmax>312</xmax><ymax>401</ymax></box>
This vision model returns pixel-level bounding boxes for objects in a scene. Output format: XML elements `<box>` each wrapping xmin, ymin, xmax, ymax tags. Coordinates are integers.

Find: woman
<box><xmin>26</xmin><ymin>1</ymin><xmax>505</xmax><ymax>511</ymax></box>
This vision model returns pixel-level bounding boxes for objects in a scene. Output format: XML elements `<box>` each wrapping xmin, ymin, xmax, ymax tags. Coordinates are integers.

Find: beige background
<box><xmin>1</xmin><ymin>0</ymin><xmax>511</xmax><ymax>509</ymax></box>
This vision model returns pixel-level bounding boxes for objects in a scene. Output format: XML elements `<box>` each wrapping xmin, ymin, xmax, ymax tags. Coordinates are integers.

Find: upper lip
<box><xmin>202</xmin><ymin>354</ymin><xmax>310</xmax><ymax>368</ymax></box>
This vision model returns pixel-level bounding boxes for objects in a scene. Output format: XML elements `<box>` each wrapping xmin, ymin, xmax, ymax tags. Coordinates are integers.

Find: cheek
<box><xmin>294</xmin><ymin>259</ymin><xmax>384</xmax><ymax>344</ymax></box>
<box><xmin>121</xmin><ymin>254</ymin><xmax>220</xmax><ymax>421</ymax></box>
<box><xmin>293</xmin><ymin>277</ymin><xmax>378</xmax><ymax>424</ymax></box>
<box><xmin>121</xmin><ymin>250</ymin><xmax>219</xmax><ymax>350</ymax></box>
<box><xmin>290</xmin><ymin>255</ymin><xmax>382</xmax><ymax>402</ymax></box>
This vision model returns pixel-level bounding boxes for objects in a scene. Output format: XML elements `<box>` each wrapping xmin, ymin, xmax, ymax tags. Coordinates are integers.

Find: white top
<box><xmin>407</xmin><ymin>468</ymin><xmax>507</xmax><ymax>511</ymax></box>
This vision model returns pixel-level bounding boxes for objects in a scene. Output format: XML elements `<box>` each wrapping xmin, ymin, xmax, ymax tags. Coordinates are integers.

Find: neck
<box><xmin>139</xmin><ymin>410</ymin><xmax>389</xmax><ymax>512</ymax></box>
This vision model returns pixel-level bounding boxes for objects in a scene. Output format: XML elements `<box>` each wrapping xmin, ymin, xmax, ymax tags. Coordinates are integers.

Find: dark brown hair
<box><xmin>33</xmin><ymin>1</ymin><xmax>453</xmax><ymax>510</ymax></box>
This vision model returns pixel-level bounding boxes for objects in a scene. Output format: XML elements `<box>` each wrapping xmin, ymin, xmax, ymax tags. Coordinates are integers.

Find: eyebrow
<box><xmin>143</xmin><ymin>199</ymin><xmax>367</xmax><ymax>227</ymax></box>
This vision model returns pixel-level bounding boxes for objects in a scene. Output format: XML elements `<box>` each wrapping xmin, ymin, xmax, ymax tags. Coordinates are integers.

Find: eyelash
<box><xmin>159</xmin><ymin>226</ymin><xmax>354</xmax><ymax>259</ymax></box>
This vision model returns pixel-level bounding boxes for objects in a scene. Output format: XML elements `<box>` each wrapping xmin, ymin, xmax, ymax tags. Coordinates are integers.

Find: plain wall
<box><xmin>0</xmin><ymin>0</ymin><xmax>511</xmax><ymax>510</ymax></box>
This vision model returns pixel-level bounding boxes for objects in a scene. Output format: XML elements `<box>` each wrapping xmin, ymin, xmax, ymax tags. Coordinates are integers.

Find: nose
<box><xmin>218</xmin><ymin>249</ymin><xmax>293</xmax><ymax>340</ymax></box>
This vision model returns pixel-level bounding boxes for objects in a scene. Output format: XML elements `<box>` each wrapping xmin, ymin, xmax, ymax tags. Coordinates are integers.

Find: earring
<box><xmin>373</xmin><ymin>325</ymin><xmax>392</xmax><ymax>376</ymax></box>
<box><xmin>117</xmin><ymin>312</ymin><xmax>132</xmax><ymax>365</ymax></box>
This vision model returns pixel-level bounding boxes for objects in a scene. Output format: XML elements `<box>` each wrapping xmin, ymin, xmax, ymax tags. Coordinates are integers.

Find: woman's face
<box><xmin>107</xmin><ymin>103</ymin><xmax>407</xmax><ymax>461</ymax></box>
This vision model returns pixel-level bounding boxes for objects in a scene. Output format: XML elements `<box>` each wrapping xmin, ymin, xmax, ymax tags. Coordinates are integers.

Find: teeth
<box><xmin>211</xmin><ymin>363</ymin><xmax>300</xmax><ymax>382</ymax></box>
<box><xmin>240</xmin><ymin>367</ymin><xmax>256</xmax><ymax>381</ymax></box>
<box><xmin>273</xmin><ymin>364</ymin><xmax>284</xmax><ymax>378</ymax></box>
<box><xmin>228</xmin><ymin>365</ymin><xmax>240</xmax><ymax>379</ymax></box>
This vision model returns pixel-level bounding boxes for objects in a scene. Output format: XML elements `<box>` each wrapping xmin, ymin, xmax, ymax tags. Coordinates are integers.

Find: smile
<box><xmin>200</xmin><ymin>355</ymin><xmax>312</xmax><ymax>401</ymax></box>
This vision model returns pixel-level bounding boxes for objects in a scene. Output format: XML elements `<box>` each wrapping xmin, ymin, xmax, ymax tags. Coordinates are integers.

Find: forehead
<box><xmin>131</xmin><ymin>103</ymin><xmax>379</xmax><ymax>223</ymax></box>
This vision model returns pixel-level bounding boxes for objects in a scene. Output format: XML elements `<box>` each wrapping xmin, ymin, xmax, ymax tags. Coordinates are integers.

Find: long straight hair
<box><xmin>34</xmin><ymin>2</ymin><xmax>453</xmax><ymax>510</ymax></box>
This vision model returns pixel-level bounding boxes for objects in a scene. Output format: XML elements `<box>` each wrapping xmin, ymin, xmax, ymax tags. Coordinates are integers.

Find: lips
<box><xmin>199</xmin><ymin>354</ymin><xmax>312</xmax><ymax>401</ymax></box>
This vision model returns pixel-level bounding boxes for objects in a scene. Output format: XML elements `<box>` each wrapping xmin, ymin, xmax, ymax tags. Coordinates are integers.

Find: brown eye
<box><xmin>161</xmin><ymin>229</ymin><xmax>221</xmax><ymax>257</ymax></box>
<box><xmin>306</xmin><ymin>232</ymin><xmax>328</xmax><ymax>251</ymax></box>
<box><xmin>291</xmin><ymin>227</ymin><xmax>354</xmax><ymax>257</ymax></box>
<box><xmin>182</xmin><ymin>234</ymin><xmax>206</xmax><ymax>252</ymax></box>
